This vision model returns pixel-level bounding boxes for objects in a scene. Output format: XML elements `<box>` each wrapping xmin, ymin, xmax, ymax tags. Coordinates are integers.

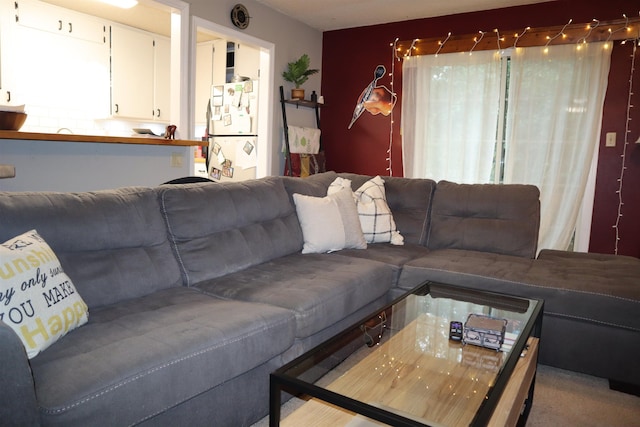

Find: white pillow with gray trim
<box><xmin>293</xmin><ymin>188</ymin><xmax>367</xmax><ymax>254</ymax></box>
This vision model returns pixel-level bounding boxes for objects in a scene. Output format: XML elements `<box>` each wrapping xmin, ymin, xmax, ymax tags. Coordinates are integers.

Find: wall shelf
<box><xmin>279</xmin><ymin>86</ymin><xmax>322</xmax><ymax>176</ymax></box>
<box><xmin>283</xmin><ymin>98</ymin><xmax>322</xmax><ymax>109</ymax></box>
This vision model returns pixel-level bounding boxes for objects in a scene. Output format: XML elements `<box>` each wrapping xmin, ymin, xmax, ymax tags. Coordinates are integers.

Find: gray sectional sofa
<box><xmin>0</xmin><ymin>171</ymin><xmax>638</xmax><ymax>426</ymax></box>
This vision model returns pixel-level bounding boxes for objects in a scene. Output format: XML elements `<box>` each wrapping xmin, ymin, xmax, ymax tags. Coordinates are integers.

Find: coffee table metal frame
<box><xmin>269</xmin><ymin>281</ymin><xmax>543</xmax><ymax>427</ymax></box>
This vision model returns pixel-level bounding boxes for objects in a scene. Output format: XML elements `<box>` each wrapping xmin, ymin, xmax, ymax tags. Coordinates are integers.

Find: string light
<box><xmin>513</xmin><ymin>27</ymin><xmax>531</xmax><ymax>48</ymax></box>
<box><xmin>493</xmin><ymin>28</ymin><xmax>505</xmax><ymax>52</ymax></box>
<box><xmin>613</xmin><ymin>37</ymin><xmax>638</xmax><ymax>255</ymax></box>
<box><xmin>469</xmin><ymin>31</ymin><xmax>486</xmax><ymax>55</ymax></box>
<box><xmin>404</xmin><ymin>39</ymin><xmax>418</xmax><ymax>57</ymax></box>
<box><xmin>578</xmin><ymin>19</ymin><xmax>600</xmax><ymax>44</ymax></box>
<box><xmin>435</xmin><ymin>32</ymin><xmax>452</xmax><ymax>56</ymax></box>
<box><xmin>392</xmin><ymin>40</ymin><xmax>403</xmax><ymax>61</ymax></box>
<box><xmin>388</xmin><ymin>38</ymin><xmax>399</xmax><ymax>176</ymax></box>
<box><xmin>606</xmin><ymin>14</ymin><xmax>630</xmax><ymax>42</ymax></box>
<box><xmin>546</xmin><ymin>19</ymin><xmax>573</xmax><ymax>47</ymax></box>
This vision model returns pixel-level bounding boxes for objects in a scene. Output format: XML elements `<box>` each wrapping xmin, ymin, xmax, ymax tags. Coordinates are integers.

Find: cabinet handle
<box><xmin>114</xmin><ymin>104</ymin><xmax>119</xmax><ymax>114</ymax></box>
<box><xmin>58</xmin><ymin>20</ymin><xmax>62</xmax><ymax>31</ymax></box>
<box><xmin>68</xmin><ymin>22</ymin><xmax>72</xmax><ymax>33</ymax></box>
<box><xmin>6</xmin><ymin>91</ymin><xmax>10</xmax><ymax>103</ymax></box>
<box><xmin>156</xmin><ymin>109</ymin><xmax>160</xmax><ymax>117</ymax></box>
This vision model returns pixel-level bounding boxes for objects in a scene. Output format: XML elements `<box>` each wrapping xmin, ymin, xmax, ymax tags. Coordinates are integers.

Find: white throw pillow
<box><xmin>0</xmin><ymin>230</ymin><xmax>88</xmax><ymax>358</ymax></box>
<box><xmin>328</xmin><ymin>176</ymin><xmax>353</xmax><ymax>195</ymax></box>
<box><xmin>293</xmin><ymin>188</ymin><xmax>367</xmax><ymax>254</ymax></box>
<box><xmin>353</xmin><ymin>176</ymin><xmax>404</xmax><ymax>245</ymax></box>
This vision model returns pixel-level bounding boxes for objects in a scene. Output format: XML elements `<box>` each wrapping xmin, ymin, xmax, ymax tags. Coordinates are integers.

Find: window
<box><xmin>402</xmin><ymin>43</ymin><xmax>612</xmax><ymax>251</ymax></box>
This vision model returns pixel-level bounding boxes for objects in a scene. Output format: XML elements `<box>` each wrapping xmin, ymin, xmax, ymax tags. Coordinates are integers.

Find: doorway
<box><xmin>192</xmin><ymin>17</ymin><xmax>274</xmax><ymax>180</ymax></box>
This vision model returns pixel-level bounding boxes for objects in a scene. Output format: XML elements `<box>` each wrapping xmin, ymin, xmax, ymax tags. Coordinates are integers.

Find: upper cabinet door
<box><xmin>2</xmin><ymin>0</ymin><xmax>110</xmax><ymax>111</ymax></box>
<box><xmin>153</xmin><ymin>36</ymin><xmax>170</xmax><ymax>121</ymax></box>
<box><xmin>15</xmin><ymin>0</ymin><xmax>107</xmax><ymax>44</ymax></box>
<box><xmin>234</xmin><ymin>43</ymin><xmax>260</xmax><ymax>80</ymax></box>
<box><xmin>195</xmin><ymin>41</ymin><xmax>215</xmax><ymax>126</ymax></box>
<box><xmin>110</xmin><ymin>25</ymin><xmax>154</xmax><ymax>119</ymax></box>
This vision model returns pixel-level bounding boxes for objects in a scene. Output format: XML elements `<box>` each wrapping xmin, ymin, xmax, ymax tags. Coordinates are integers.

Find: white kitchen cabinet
<box><xmin>14</xmin><ymin>0</ymin><xmax>107</xmax><ymax>44</ymax></box>
<box><xmin>110</xmin><ymin>25</ymin><xmax>154</xmax><ymax>119</ymax></box>
<box><xmin>0</xmin><ymin>0</ymin><xmax>109</xmax><ymax>111</ymax></box>
<box><xmin>195</xmin><ymin>41</ymin><xmax>215</xmax><ymax>125</ymax></box>
<box><xmin>233</xmin><ymin>42</ymin><xmax>260</xmax><ymax>80</ymax></box>
<box><xmin>0</xmin><ymin>0</ymin><xmax>16</xmax><ymax>104</ymax></box>
<box><xmin>153</xmin><ymin>36</ymin><xmax>170</xmax><ymax>121</ymax></box>
<box><xmin>110</xmin><ymin>24</ymin><xmax>170</xmax><ymax>121</ymax></box>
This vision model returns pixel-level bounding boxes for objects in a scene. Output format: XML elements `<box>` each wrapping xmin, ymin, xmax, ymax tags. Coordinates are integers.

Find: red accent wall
<box><xmin>321</xmin><ymin>0</ymin><xmax>640</xmax><ymax>257</ymax></box>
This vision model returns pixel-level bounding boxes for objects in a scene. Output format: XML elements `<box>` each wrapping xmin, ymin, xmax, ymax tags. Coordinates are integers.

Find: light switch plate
<box><xmin>606</xmin><ymin>132</ymin><xmax>616</xmax><ymax>147</ymax></box>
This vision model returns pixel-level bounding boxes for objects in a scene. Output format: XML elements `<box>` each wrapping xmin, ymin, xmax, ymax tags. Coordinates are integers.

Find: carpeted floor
<box><xmin>254</xmin><ymin>364</ymin><xmax>640</xmax><ymax>426</ymax></box>
<box><xmin>527</xmin><ymin>364</ymin><xmax>640</xmax><ymax>426</ymax></box>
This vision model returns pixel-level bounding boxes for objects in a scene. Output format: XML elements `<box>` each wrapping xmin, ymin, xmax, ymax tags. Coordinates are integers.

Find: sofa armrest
<box><xmin>0</xmin><ymin>321</ymin><xmax>40</xmax><ymax>426</ymax></box>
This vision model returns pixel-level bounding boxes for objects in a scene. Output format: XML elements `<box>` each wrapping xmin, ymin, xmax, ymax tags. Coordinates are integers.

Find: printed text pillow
<box><xmin>0</xmin><ymin>230</ymin><xmax>88</xmax><ymax>358</ymax></box>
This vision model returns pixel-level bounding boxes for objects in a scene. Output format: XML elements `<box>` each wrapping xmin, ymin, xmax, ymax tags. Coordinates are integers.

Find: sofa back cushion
<box><xmin>427</xmin><ymin>181</ymin><xmax>540</xmax><ymax>258</ymax></box>
<box><xmin>281</xmin><ymin>171</ymin><xmax>339</xmax><ymax>200</ymax></box>
<box><xmin>0</xmin><ymin>188</ymin><xmax>182</xmax><ymax>309</ymax></box>
<box><xmin>338</xmin><ymin>174</ymin><xmax>436</xmax><ymax>245</ymax></box>
<box><xmin>160</xmin><ymin>177</ymin><xmax>303</xmax><ymax>286</ymax></box>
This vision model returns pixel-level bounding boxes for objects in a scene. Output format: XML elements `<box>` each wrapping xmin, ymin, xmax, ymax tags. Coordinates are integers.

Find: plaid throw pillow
<box><xmin>328</xmin><ymin>176</ymin><xmax>403</xmax><ymax>245</ymax></box>
<box><xmin>355</xmin><ymin>176</ymin><xmax>403</xmax><ymax>245</ymax></box>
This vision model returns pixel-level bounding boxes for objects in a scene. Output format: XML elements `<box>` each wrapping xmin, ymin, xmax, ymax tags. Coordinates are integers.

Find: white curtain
<box><xmin>402</xmin><ymin>50</ymin><xmax>502</xmax><ymax>183</ymax></box>
<box><xmin>503</xmin><ymin>43</ymin><xmax>611</xmax><ymax>251</ymax></box>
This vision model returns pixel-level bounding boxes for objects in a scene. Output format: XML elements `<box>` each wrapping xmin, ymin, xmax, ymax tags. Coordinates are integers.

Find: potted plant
<box><xmin>282</xmin><ymin>54</ymin><xmax>319</xmax><ymax>100</ymax></box>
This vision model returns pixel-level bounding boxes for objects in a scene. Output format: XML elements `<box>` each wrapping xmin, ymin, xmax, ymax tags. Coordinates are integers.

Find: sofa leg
<box><xmin>609</xmin><ymin>379</ymin><xmax>640</xmax><ymax>397</ymax></box>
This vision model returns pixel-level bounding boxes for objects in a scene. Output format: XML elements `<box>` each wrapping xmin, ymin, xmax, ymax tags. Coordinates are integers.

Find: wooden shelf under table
<box><xmin>281</xmin><ymin>337</ymin><xmax>539</xmax><ymax>427</ymax></box>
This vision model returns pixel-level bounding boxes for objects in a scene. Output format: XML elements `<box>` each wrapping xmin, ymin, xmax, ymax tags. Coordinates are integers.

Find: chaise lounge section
<box><xmin>0</xmin><ymin>171</ymin><xmax>638</xmax><ymax>426</ymax></box>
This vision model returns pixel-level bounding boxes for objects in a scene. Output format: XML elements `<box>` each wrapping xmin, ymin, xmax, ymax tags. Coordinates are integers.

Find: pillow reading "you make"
<box><xmin>0</xmin><ymin>230</ymin><xmax>88</xmax><ymax>358</ymax></box>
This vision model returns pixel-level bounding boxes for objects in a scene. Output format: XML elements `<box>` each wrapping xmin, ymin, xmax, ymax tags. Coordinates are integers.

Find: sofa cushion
<box><xmin>0</xmin><ymin>188</ymin><xmax>183</xmax><ymax>309</ymax></box>
<box><xmin>195</xmin><ymin>253</ymin><xmax>393</xmax><ymax>339</ymax></box>
<box><xmin>398</xmin><ymin>249</ymin><xmax>640</xmax><ymax>332</ymax></box>
<box><xmin>427</xmin><ymin>181</ymin><xmax>540</xmax><ymax>258</ymax></box>
<box><xmin>0</xmin><ymin>230</ymin><xmax>89</xmax><ymax>359</ymax></box>
<box><xmin>338</xmin><ymin>242</ymin><xmax>431</xmax><ymax>286</ymax></box>
<box><xmin>30</xmin><ymin>287</ymin><xmax>295</xmax><ymax>427</ymax></box>
<box><xmin>293</xmin><ymin>189</ymin><xmax>366</xmax><ymax>253</ymax></box>
<box><xmin>338</xmin><ymin>174</ymin><xmax>436</xmax><ymax>245</ymax></box>
<box><xmin>281</xmin><ymin>171</ymin><xmax>339</xmax><ymax>199</ymax></box>
<box><xmin>160</xmin><ymin>178</ymin><xmax>303</xmax><ymax>286</ymax></box>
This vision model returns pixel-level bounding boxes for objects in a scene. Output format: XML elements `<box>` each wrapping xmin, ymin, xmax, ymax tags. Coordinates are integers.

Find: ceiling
<box><xmin>254</xmin><ymin>0</ymin><xmax>552</xmax><ymax>31</ymax></box>
<box><xmin>41</xmin><ymin>0</ymin><xmax>173</xmax><ymax>37</ymax></box>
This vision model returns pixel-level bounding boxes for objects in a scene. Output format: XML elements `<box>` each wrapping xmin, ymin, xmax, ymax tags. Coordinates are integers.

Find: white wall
<box><xmin>0</xmin><ymin>139</ymin><xmax>191</xmax><ymax>191</ymax></box>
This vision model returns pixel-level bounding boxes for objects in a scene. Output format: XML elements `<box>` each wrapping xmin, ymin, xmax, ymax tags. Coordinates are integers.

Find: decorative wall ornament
<box><xmin>348</xmin><ymin>65</ymin><xmax>397</xmax><ymax>129</ymax></box>
<box><xmin>231</xmin><ymin>4</ymin><xmax>250</xmax><ymax>29</ymax></box>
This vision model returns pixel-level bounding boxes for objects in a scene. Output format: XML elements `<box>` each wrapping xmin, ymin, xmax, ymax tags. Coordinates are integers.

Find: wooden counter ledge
<box><xmin>0</xmin><ymin>130</ymin><xmax>207</xmax><ymax>147</ymax></box>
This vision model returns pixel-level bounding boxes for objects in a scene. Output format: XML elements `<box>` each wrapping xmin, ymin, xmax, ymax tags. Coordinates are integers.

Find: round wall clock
<box><xmin>231</xmin><ymin>4</ymin><xmax>250</xmax><ymax>29</ymax></box>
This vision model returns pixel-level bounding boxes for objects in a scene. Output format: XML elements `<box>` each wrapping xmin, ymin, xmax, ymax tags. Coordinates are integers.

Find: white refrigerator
<box><xmin>207</xmin><ymin>80</ymin><xmax>258</xmax><ymax>182</ymax></box>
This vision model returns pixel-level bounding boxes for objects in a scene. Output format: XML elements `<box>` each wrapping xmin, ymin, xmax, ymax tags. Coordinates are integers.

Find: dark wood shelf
<box><xmin>280</xmin><ymin>86</ymin><xmax>323</xmax><ymax>176</ymax></box>
<box><xmin>283</xmin><ymin>99</ymin><xmax>323</xmax><ymax>109</ymax></box>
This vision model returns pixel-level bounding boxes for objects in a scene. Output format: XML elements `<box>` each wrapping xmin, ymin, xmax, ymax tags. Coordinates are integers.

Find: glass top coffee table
<box><xmin>270</xmin><ymin>281</ymin><xmax>543</xmax><ymax>427</ymax></box>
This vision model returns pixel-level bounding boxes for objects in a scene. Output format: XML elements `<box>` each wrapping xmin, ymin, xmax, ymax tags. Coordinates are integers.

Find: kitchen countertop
<box><xmin>0</xmin><ymin>130</ymin><xmax>207</xmax><ymax>146</ymax></box>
